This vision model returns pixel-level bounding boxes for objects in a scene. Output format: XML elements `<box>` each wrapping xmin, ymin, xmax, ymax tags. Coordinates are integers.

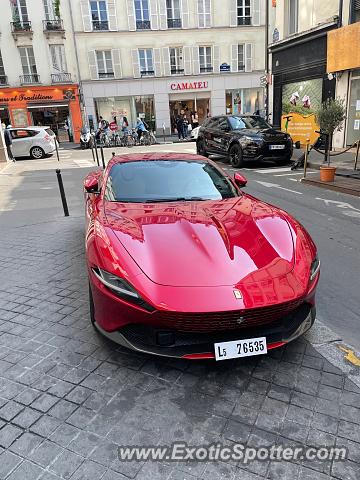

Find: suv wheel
<box><xmin>229</xmin><ymin>144</ymin><xmax>244</xmax><ymax>168</ymax></box>
<box><xmin>196</xmin><ymin>139</ymin><xmax>209</xmax><ymax>157</ymax></box>
<box><xmin>30</xmin><ymin>146</ymin><xmax>45</xmax><ymax>159</ymax></box>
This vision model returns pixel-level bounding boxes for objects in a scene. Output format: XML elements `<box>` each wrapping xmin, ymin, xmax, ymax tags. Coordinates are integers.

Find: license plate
<box><xmin>214</xmin><ymin>337</ymin><xmax>267</xmax><ymax>361</ymax></box>
<box><xmin>269</xmin><ymin>144</ymin><xmax>285</xmax><ymax>150</ymax></box>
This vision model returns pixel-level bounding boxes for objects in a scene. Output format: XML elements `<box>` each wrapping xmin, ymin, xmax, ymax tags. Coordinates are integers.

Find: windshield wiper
<box><xmin>145</xmin><ymin>197</ymin><xmax>208</xmax><ymax>203</ymax></box>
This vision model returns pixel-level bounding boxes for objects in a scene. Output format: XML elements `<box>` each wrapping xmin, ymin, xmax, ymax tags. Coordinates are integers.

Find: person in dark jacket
<box><xmin>3</xmin><ymin>125</ymin><xmax>15</xmax><ymax>162</ymax></box>
<box><xmin>176</xmin><ymin>115</ymin><xmax>185</xmax><ymax>140</ymax></box>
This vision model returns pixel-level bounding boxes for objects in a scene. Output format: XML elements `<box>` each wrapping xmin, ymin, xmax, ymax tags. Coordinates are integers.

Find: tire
<box><xmin>196</xmin><ymin>139</ymin><xmax>209</xmax><ymax>157</ymax></box>
<box><xmin>30</xmin><ymin>146</ymin><xmax>45</xmax><ymax>159</ymax></box>
<box><xmin>229</xmin><ymin>144</ymin><xmax>244</xmax><ymax>168</ymax></box>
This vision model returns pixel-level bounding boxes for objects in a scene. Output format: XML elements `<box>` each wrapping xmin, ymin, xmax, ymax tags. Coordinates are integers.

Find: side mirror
<box><xmin>234</xmin><ymin>172</ymin><xmax>247</xmax><ymax>188</ymax></box>
<box><xmin>84</xmin><ymin>176</ymin><xmax>99</xmax><ymax>193</ymax></box>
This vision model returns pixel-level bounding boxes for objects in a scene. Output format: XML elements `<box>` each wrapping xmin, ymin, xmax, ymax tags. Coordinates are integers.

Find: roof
<box><xmin>108</xmin><ymin>152</ymin><xmax>206</xmax><ymax>167</ymax></box>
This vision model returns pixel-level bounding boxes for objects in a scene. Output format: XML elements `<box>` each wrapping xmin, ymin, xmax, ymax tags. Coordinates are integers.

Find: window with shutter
<box><xmin>166</xmin><ymin>0</ymin><xmax>182</xmax><ymax>28</ymax></box>
<box><xmin>237</xmin><ymin>0</ymin><xmax>251</xmax><ymax>26</ymax></box>
<box><xmin>158</xmin><ymin>0</ymin><xmax>167</xmax><ymax>29</ymax></box>
<box><xmin>127</xmin><ymin>0</ymin><xmax>136</xmax><ymax>30</ymax></box>
<box><xmin>237</xmin><ymin>44</ymin><xmax>245</xmax><ymax>72</ymax></box>
<box><xmin>107</xmin><ymin>0</ymin><xmax>118</xmax><ymax>30</ymax></box>
<box><xmin>81</xmin><ymin>0</ymin><xmax>92</xmax><ymax>31</ymax></box>
<box><xmin>183</xmin><ymin>46</ymin><xmax>192</xmax><ymax>75</ymax></box>
<box><xmin>169</xmin><ymin>47</ymin><xmax>184</xmax><ymax>74</ymax></box>
<box><xmin>245</xmin><ymin>43</ymin><xmax>252</xmax><ymax>72</ymax></box>
<box><xmin>88</xmin><ymin>50</ymin><xmax>98</xmax><ymax>79</ymax></box>
<box><xmin>132</xmin><ymin>49</ymin><xmax>141</xmax><ymax>77</ymax></box>
<box><xmin>111</xmin><ymin>49</ymin><xmax>122</xmax><ymax>78</ymax></box>
<box><xmin>96</xmin><ymin>50</ymin><xmax>114</xmax><ymax>78</ymax></box>
<box><xmin>199</xmin><ymin>46</ymin><xmax>212</xmax><ymax>73</ymax></box>
<box><xmin>90</xmin><ymin>1</ymin><xmax>109</xmax><ymax>30</ymax></box>
<box><xmin>197</xmin><ymin>0</ymin><xmax>211</xmax><ymax>27</ymax></box>
<box><xmin>149</xmin><ymin>0</ymin><xmax>159</xmax><ymax>29</ymax></box>
<box><xmin>138</xmin><ymin>49</ymin><xmax>154</xmax><ymax>76</ymax></box>
<box><xmin>50</xmin><ymin>45</ymin><xmax>67</xmax><ymax>72</ymax></box>
<box><xmin>135</xmin><ymin>0</ymin><xmax>151</xmax><ymax>29</ymax></box>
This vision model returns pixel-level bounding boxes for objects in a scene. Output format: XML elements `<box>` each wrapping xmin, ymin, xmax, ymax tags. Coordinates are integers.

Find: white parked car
<box><xmin>9</xmin><ymin>126</ymin><xmax>57</xmax><ymax>159</ymax></box>
<box><xmin>190</xmin><ymin>126</ymin><xmax>200</xmax><ymax>141</ymax></box>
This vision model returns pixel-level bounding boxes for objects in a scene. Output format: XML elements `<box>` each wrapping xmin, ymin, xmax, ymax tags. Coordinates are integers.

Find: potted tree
<box><xmin>315</xmin><ymin>98</ymin><xmax>346</xmax><ymax>182</ymax></box>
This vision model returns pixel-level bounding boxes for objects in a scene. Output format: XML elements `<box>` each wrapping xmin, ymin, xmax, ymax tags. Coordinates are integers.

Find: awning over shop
<box><xmin>327</xmin><ymin>22</ymin><xmax>360</xmax><ymax>72</ymax></box>
<box><xmin>27</xmin><ymin>101</ymin><xmax>69</xmax><ymax>109</ymax></box>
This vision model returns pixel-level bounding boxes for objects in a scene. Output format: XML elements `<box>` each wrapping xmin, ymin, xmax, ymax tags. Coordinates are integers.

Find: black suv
<box><xmin>196</xmin><ymin>115</ymin><xmax>293</xmax><ymax>167</ymax></box>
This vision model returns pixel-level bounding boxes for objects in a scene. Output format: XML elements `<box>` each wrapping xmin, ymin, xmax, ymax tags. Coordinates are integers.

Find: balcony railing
<box><xmin>98</xmin><ymin>72</ymin><xmax>114</xmax><ymax>79</ymax></box>
<box><xmin>11</xmin><ymin>21</ymin><xmax>32</xmax><ymax>33</ymax></box>
<box><xmin>136</xmin><ymin>20</ymin><xmax>151</xmax><ymax>30</ymax></box>
<box><xmin>237</xmin><ymin>17</ymin><xmax>251</xmax><ymax>26</ymax></box>
<box><xmin>51</xmin><ymin>72</ymin><xmax>72</xmax><ymax>83</ymax></box>
<box><xmin>200</xmin><ymin>66</ymin><xmax>213</xmax><ymax>73</ymax></box>
<box><xmin>43</xmin><ymin>19</ymin><xmax>64</xmax><ymax>31</ymax></box>
<box><xmin>171</xmin><ymin>68</ymin><xmax>184</xmax><ymax>75</ymax></box>
<box><xmin>92</xmin><ymin>20</ymin><xmax>109</xmax><ymax>30</ymax></box>
<box><xmin>167</xmin><ymin>18</ymin><xmax>182</xmax><ymax>28</ymax></box>
<box><xmin>20</xmin><ymin>74</ymin><xmax>40</xmax><ymax>84</ymax></box>
<box><xmin>0</xmin><ymin>75</ymin><xmax>8</xmax><ymax>85</ymax></box>
<box><xmin>140</xmin><ymin>70</ymin><xmax>155</xmax><ymax>77</ymax></box>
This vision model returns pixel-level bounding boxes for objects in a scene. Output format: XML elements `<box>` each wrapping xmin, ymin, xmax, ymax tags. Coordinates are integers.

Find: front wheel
<box><xmin>30</xmin><ymin>146</ymin><xmax>45</xmax><ymax>159</ymax></box>
<box><xmin>196</xmin><ymin>139</ymin><xmax>209</xmax><ymax>157</ymax></box>
<box><xmin>229</xmin><ymin>144</ymin><xmax>244</xmax><ymax>168</ymax></box>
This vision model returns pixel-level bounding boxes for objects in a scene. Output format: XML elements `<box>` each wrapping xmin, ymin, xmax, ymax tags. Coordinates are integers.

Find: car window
<box><xmin>238</xmin><ymin>116</ymin><xmax>271</xmax><ymax>130</ymax></box>
<box><xmin>105</xmin><ymin>160</ymin><xmax>240</xmax><ymax>203</ymax></box>
<box><xmin>11</xmin><ymin>130</ymin><xmax>32</xmax><ymax>139</ymax></box>
<box><xmin>228</xmin><ymin>117</ymin><xmax>247</xmax><ymax>130</ymax></box>
<box><xmin>218</xmin><ymin>118</ymin><xmax>229</xmax><ymax>130</ymax></box>
<box><xmin>206</xmin><ymin>118</ymin><xmax>219</xmax><ymax>129</ymax></box>
<box><xmin>45</xmin><ymin>128</ymin><xmax>55</xmax><ymax>136</ymax></box>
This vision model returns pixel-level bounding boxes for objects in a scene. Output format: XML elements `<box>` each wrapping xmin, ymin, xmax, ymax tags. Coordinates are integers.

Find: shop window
<box><xmin>287</xmin><ymin>0</ymin><xmax>298</xmax><ymax>35</ymax></box>
<box><xmin>167</xmin><ymin>0</ymin><xmax>182</xmax><ymax>28</ymax></box>
<box><xmin>198</xmin><ymin>0</ymin><xmax>211</xmax><ymax>28</ymax></box>
<box><xmin>237</xmin><ymin>0</ymin><xmax>251</xmax><ymax>26</ymax></box>
<box><xmin>199</xmin><ymin>46</ymin><xmax>212</xmax><ymax>73</ymax></box>
<box><xmin>50</xmin><ymin>45</ymin><xmax>67</xmax><ymax>72</ymax></box>
<box><xmin>170</xmin><ymin>47</ymin><xmax>184</xmax><ymax>74</ymax></box>
<box><xmin>138</xmin><ymin>49</ymin><xmax>154</xmax><ymax>76</ymax></box>
<box><xmin>134</xmin><ymin>0</ymin><xmax>150</xmax><ymax>29</ymax></box>
<box><xmin>19</xmin><ymin>46</ymin><xmax>39</xmax><ymax>82</ymax></box>
<box><xmin>96</xmin><ymin>50</ymin><xmax>114</xmax><ymax>78</ymax></box>
<box><xmin>90</xmin><ymin>0</ymin><xmax>109</xmax><ymax>30</ymax></box>
<box><xmin>237</xmin><ymin>44</ymin><xmax>245</xmax><ymax>72</ymax></box>
<box><xmin>350</xmin><ymin>0</ymin><xmax>360</xmax><ymax>23</ymax></box>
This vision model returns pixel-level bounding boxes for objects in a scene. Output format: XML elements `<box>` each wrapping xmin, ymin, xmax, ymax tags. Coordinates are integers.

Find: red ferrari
<box><xmin>84</xmin><ymin>153</ymin><xmax>319</xmax><ymax>361</ymax></box>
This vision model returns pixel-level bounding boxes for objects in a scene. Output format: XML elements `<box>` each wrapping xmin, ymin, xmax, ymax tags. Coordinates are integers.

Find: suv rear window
<box><xmin>45</xmin><ymin>128</ymin><xmax>55</xmax><ymax>136</ymax></box>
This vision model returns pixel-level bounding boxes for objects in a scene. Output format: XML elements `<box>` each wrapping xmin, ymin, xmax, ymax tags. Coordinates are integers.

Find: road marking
<box><xmin>338</xmin><ymin>345</ymin><xmax>360</xmax><ymax>367</ymax></box>
<box><xmin>254</xmin><ymin>167</ymin><xmax>291</xmax><ymax>174</ymax></box>
<box><xmin>74</xmin><ymin>160</ymin><xmax>94</xmax><ymax>167</ymax></box>
<box><xmin>274</xmin><ymin>171</ymin><xmax>317</xmax><ymax>176</ymax></box>
<box><xmin>288</xmin><ymin>178</ymin><xmax>298</xmax><ymax>182</ymax></box>
<box><xmin>316</xmin><ymin>197</ymin><xmax>360</xmax><ymax>213</ymax></box>
<box><xmin>255</xmin><ymin>180</ymin><xmax>303</xmax><ymax>195</ymax></box>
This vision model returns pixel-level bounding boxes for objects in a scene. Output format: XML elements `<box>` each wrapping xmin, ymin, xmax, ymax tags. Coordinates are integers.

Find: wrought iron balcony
<box><xmin>167</xmin><ymin>18</ymin><xmax>182</xmax><ymax>28</ymax></box>
<box><xmin>20</xmin><ymin>74</ymin><xmax>40</xmax><ymax>85</ymax></box>
<box><xmin>171</xmin><ymin>68</ymin><xmax>184</xmax><ymax>75</ymax></box>
<box><xmin>0</xmin><ymin>75</ymin><xmax>8</xmax><ymax>85</ymax></box>
<box><xmin>136</xmin><ymin>20</ymin><xmax>151</xmax><ymax>30</ymax></box>
<box><xmin>92</xmin><ymin>20</ymin><xmax>109</xmax><ymax>30</ymax></box>
<box><xmin>200</xmin><ymin>66</ymin><xmax>213</xmax><ymax>73</ymax></box>
<box><xmin>98</xmin><ymin>72</ymin><xmax>114</xmax><ymax>79</ymax></box>
<box><xmin>140</xmin><ymin>70</ymin><xmax>155</xmax><ymax>77</ymax></box>
<box><xmin>43</xmin><ymin>19</ymin><xmax>64</xmax><ymax>31</ymax></box>
<box><xmin>237</xmin><ymin>17</ymin><xmax>251</xmax><ymax>26</ymax></box>
<box><xmin>11</xmin><ymin>21</ymin><xmax>32</xmax><ymax>33</ymax></box>
<box><xmin>51</xmin><ymin>72</ymin><xmax>72</xmax><ymax>83</ymax></box>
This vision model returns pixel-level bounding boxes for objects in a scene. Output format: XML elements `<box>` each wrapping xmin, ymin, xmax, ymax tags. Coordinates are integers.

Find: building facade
<box><xmin>267</xmin><ymin>0</ymin><xmax>340</xmax><ymax>144</ymax></box>
<box><xmin>72</xmin><ymin>0</ymin><xmax>267</xmax><ymax>134</ymax></box>
<box><xmin>327</xmin><ymin>0</ymin><xmax>360</xmax><ymax>147</ymax></box>
<box><xmin>0</xmin><ymin>0</ymin><xmax>82</xmax><ymax>142</ymax></box>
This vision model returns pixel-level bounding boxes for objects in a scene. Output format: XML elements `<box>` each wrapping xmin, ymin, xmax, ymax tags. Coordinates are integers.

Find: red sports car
<box><xmin>84</xmin><ymin>153</ymin><xmax>319</xmax><ymax>361</ymax></box>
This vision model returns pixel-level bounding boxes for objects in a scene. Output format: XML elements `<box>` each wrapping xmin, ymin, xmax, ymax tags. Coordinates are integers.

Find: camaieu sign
<box><xmin>170</xmin><ymin>81</ymin><xmax>209</xmax><ymax>91</ymax></box>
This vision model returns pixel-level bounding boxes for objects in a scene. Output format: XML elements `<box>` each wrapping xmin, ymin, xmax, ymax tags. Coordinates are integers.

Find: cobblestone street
<box><xmin>0</xmin><ymin>154</ymin><xmax>359</xmax><ymax>480</ymax></box>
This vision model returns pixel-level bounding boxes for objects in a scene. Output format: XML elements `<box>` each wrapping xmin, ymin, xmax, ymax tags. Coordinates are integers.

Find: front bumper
<box><xmin>242</xmin><ymin>141</ymin><xmax>293</xmax><ymax>162</ymax></box>
<box><xmin>93</xmin><ymin>302</ymin><xmax>315</xmax><ymax>359</ymax></box>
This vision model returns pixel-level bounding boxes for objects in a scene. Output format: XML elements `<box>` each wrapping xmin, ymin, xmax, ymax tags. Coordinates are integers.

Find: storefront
<box><xmin>225</xmin><ymin>88</ymin><xmax>263</xmax><ymax>115</ymax></box>
<box><xmin>0</xmin><ymin>85</ymin><xmax>82</xmax><ymax>143</ymax></box>
<box><xmin>83</xmin><ymin>72</ymin><xmax>263</xmax><ymax>136</ymax></box>
<box><xmin>347</xmin><ymin>70</ymin><xmax>360</xmax><ymax>146</ymax></box>
<box><xmin>270</xmin><ymin>22</ymin><xmax>336</xmax><ymax>142</ymax></box>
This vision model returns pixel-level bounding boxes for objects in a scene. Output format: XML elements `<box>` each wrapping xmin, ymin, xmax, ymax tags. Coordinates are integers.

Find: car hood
<box><xmin>104</xmin><ymin>197</ymin><xmax>295</xmax><ymax>287</ymax></box>
<box><xmin>235</xmin><ymin>128</ymin><xmax>288</xmax><ymax>140</ymax></box>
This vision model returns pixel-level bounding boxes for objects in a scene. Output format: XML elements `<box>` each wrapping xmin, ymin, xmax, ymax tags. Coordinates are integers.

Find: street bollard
<box><xmin>56</xmin><ymin>169</ymin><xmax>69</xmax><ymax>217</ymax></box>
<box><xmin>112</xmin><ymin>152</ymin><xmax>115</xmax><ymax>159</ymax></box>
<box><xmin>354</xmin><ymin>140</ymin><xmax>360</xmax><ymax>171</ymax></box>
<box><xmin>303</xmin><ymin>139</ymin><xmax>310</xmax><ymax>179</ymax></box>
<box><xmin>163</xmin><ymin>123</ymin><xmax>166</xmax><ymax>143</ymax></box>
<box><xmin>94</xmin><ymin>141</ymin><xmax>99</xmax><ymax>166</ymax></box>
<box><xmin>55</xmin><ymin>137</ymin><xmax>60</xmax><ymax>162</ymax></box>
<box><xmin>100</xmin><ymin>146</ymin><xmax>106</xmax><ymax>169</ymax></box>
<box><xmin>91</xmin><ymin>143</ymin><xmax>95</xmax><ymax>163</ymax></box>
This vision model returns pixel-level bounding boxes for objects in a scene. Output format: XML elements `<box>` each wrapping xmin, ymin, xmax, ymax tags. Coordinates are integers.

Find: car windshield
<box><xmin>105</xmin><ymin>160</ymin><xmax>239</xmax><ymax>203</ymax></box>
<box><xmin>229</xmin><ymin>116</ymin><xmax>271</xmax><ymax>130</ymax></box>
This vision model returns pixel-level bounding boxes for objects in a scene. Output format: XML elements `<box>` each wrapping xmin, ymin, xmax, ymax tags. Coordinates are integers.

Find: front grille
<box><xmin>156</xmin><ymin>299</ymin><xmax>303</xmax><ymax>332</ymax></box>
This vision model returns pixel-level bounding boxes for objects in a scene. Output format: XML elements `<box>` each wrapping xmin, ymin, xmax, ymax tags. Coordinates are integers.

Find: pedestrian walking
<box><xmin>176</xmin><ymin>115</ymin><xmax>185</xmax><ymax>141</ymax></box>
<box><xmin>182</xmin><ymin>115</ymin><xmax>189</xmax><ymax>139</ymax></box>
<box><xmin>191</xmin><ymin>111</ymin><xmax>199</xmax><ymax>129</ymax></box>
<box><xmin>3</xmin><ymin>124</ymin><xmax>15</xmax><ymax>162</ymax></box>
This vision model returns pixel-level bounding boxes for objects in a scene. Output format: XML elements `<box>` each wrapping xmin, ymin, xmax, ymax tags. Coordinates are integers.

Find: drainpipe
<box><xmin>67</xmin><ymin>0</ymin><xmax>86</xmax><ymax>124</ymax></box>
<box><xmin>265</xmin><ymin>0</ymin><xmax>269</xmax><ymax>121</ymax></box>
<box><xmin>338</xmin><ymin>0</ymin><xmax>343</xmax><ymax>27</ymax></box>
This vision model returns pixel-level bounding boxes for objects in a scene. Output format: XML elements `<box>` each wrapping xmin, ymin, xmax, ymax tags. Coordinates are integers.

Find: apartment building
<box><xmin>73</xmin><ymin>0</ymin><xmax>267</xmax><ymax>134</ymax></box>
<box><xmin>0</xmin><ymin>0</ymin><xmax>82</xmax><ymax>142</ymax></box>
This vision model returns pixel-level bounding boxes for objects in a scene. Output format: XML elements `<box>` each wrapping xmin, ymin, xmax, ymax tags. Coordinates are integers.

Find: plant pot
<box><xmin>319</xmin><ymin>166</ymin><xmax>336</xmax><ymax>182</ymax></box>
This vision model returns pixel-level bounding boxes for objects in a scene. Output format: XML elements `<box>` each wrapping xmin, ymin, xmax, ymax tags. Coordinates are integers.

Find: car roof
<box><xmin>108</xmin><ymin>152</ymin><xmax>208</xmax><ymax>168</ymax></box>
<box><xmin>9</xmin><ymin>126</ymin><xmax>51</xmax><ymax>130</ymax></box>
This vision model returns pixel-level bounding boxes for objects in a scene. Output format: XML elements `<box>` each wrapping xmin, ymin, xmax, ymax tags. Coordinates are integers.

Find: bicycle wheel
<box><xmin>126</xmin><ymin>135</ymin><xmax>134</xmax><ymax>147</ymax></box>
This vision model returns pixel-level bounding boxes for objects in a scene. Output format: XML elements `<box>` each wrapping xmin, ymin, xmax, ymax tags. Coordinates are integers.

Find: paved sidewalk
<box><xmin>0</xmin><ymin>161</ymin><xmax>359</xmax><ymax>479</ymax></box>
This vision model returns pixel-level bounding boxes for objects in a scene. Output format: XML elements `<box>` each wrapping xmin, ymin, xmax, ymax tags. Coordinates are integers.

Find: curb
<box><xmin>300</xmin><ymin>177</ymin><xmax>360</xmax><ymax>197</ymax></box>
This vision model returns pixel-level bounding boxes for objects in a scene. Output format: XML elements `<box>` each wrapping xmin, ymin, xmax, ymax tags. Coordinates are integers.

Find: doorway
<box><xmin>169</xmin><ymin>97</ymin><xmax>210</xmax><ymax>133</ymax></box>
<box><xmin>30</xmin><ymin>105</ymin><xmax>72</xmax><ymax>142</ymax></box>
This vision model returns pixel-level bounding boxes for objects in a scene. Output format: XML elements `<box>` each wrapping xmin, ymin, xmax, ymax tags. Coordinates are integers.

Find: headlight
<box><xmin>309</xmin><ymin>254</ymin><xmax>320</xmax><ymax>281</ymax></box>
<box><xmin>92</xmin><ymin>267</ymin><xmax>155</xmax><ymax>312</ymax></box>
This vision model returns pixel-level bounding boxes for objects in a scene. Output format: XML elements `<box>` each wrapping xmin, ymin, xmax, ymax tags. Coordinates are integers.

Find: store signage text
<box><xmin>0</xmin><ymin>93</ymin><xmax>54</xmax><ymax>102</ymax></box>
<box><xmin>170</xmin><ymin>81</ymin><xmax>209</xmax><ymax>91</ymax></box>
